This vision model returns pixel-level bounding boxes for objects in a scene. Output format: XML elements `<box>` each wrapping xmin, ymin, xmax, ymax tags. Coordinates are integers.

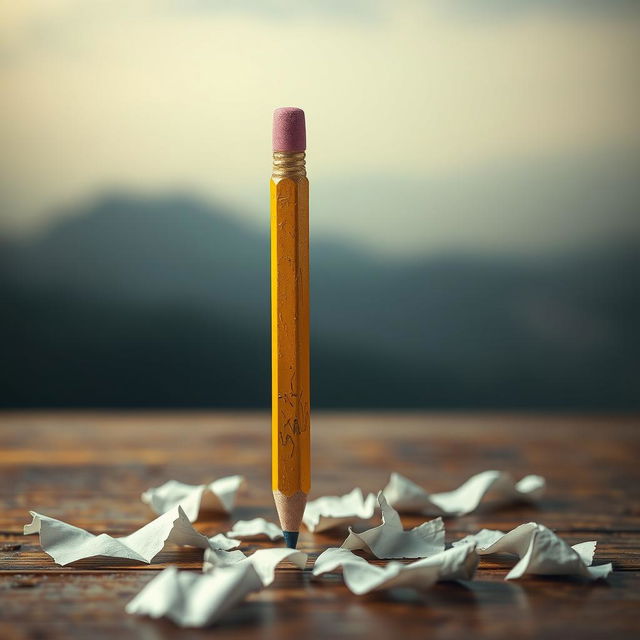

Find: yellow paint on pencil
<box><xmin>270</xmin><ymin>163</ymin><xmax>310</xmax><ymax>496</ymax></box>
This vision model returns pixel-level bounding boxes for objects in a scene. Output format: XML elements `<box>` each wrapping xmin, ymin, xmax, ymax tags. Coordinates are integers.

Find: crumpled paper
<box><xmin>24</xmin><ymin>506</ymin><xmax>239</xmax><ymax>566</ymax></box>
<box><xmin>227</xmin><ymin>518</ymin><xmax>283</xmax><ymax>541</ymax></box>
<box><xmin>303</xmin><ymin>488</ymin><xmax>377</xmax><ymax>533</ymax></box>
<box><xmin>342</xmin><ymin>492</ymin><xmax>444</xmax><ymax>558</ymax></box>
<box><xmin>383</xmin><ymin>470</ymin><xmax>545</xmax><ymax>516</ymax></box>
<box><xmin>313</xmin><ymin>544</ymin><xmax>477</xmax><ymax>595</ymax></box>
<box><xmin>202</xmin><ymin>546</ymin><xmax>247</xmax><ymax>571</ymax></box>
<box><xmin>141</xmin><ymin>475</ymin><xmax>244</xmax><ymax>521</ymax></box>
<box><xmin>454</xmin><ymin>522</ymin><xmax>612</xmax><ymax>580</ymax></box>
<box><xmin>127</xmin><ymin>548</ymin><xmax>307</xmax><ymax>627</ymax></box>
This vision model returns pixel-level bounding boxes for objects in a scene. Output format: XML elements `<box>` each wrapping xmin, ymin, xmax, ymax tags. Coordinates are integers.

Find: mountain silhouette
<box><xmin>1</xmin><ymin>192</ymin><xmax>638</xmax><ymax>408</ymax></box>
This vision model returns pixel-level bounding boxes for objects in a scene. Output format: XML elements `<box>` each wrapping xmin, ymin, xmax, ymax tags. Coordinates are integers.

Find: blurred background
<box><xmin>1</xmin><ymin>1</ymin><xmax>639</xmax><ymax>409</ymax></box>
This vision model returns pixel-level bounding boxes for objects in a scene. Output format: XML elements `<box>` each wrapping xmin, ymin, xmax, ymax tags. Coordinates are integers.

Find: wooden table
<box><xmin>1</xmin><ymin>412</ymin><xmax>638</xmax><ymax>639</ymax></box>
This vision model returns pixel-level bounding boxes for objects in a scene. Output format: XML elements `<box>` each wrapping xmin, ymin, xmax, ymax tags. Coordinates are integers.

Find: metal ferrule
<box><xmin>272</xmin><ymin>151</ymin><xmax>306</xmax><ymax>179</ymax></box>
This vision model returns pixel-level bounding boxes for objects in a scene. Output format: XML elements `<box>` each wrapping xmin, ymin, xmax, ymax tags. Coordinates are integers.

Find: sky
<box><xmin>1</xmin><ymin>1</ymin><xmax>639</xmax><ymax>255</ymax></box>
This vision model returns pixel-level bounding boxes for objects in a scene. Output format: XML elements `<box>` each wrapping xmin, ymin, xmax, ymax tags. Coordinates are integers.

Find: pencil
<box><xmin>271</xmin><ymin>107</ymin><xmax>310</xmax><ymax>549</ymax></box>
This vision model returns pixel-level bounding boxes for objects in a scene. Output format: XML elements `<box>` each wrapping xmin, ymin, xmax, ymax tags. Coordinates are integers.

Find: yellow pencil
<box><xmin>271</xmin><ymin>107</ymin><xmax>310</xmax><ymax>549</ymax></box>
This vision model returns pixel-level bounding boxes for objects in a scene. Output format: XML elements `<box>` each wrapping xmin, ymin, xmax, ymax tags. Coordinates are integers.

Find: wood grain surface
<box><xmin>0</xmin><ymin>412</ymin><xmax>638</xmax><ymax>639</ymax></box>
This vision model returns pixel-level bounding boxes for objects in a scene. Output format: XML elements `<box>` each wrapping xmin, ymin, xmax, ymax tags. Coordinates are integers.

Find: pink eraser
<box><xmin>272</xmin><ymin>107</ymin><xmax>306</xmax><ymax>152</ymax></box>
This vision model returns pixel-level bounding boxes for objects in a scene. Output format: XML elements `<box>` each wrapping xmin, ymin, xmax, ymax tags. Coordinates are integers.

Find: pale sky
<box><xmin>1</xmin><ymin>1</ymin><xmax>639</xmax><ymax>254</ymax></box>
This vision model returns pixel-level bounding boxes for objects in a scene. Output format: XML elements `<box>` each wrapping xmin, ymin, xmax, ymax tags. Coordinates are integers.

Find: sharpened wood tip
<box><xmin>283</xmin><ymin>531</ymin><xmax>299</xmax><ymax>549</ymax></box>
<box><xmin>273</xmin><ymin>490</ymin><xmax>307</xmax><ymax>541</ymax></box>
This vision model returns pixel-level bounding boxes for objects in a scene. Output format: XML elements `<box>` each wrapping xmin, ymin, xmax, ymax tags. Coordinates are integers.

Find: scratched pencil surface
<box><xmin>270</xmin><ymin>157</ymin><xmax>310</xmax><ymax>496</ymax></box>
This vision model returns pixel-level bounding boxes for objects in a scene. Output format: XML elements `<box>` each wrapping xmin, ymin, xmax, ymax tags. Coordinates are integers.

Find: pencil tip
<box><xmin>283</xmin><ymin>531</ymin><xmax>299</xmax><ymax>549</ymax></box>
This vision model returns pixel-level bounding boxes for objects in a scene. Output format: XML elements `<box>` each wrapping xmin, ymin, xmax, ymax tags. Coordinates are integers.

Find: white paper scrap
<box><xmin>141</xmin><ymin>475</ymin><xmax>244</xmax><ymax>521</ymax></box>
<box><xmin>126</xmin><ymin>564</ymin><xmax>263</xmax><ymax>627</ymax></box>
<box><xmin>313</xmin><ymin>544</ymin><xmax>477</xmax><ymax>595</ymax></box>
<box><xmin>227</xmin><ymin>518</ymin><xmax>283</xmax><ymax>541</ymax></box>
<box><xmin>383</xmin><ymin>470</ymin><xmax>545</xmax><ymax>516</ymax></box>
<box><xmin>208</xmin><ymin>533</ymin><xmax>241</xmax><ymax>550</ymax></box>
<box><xmin>342</xmin><ymin>492</ymin><xmax>445</xmax><ymax>559</ymax></box>
<box><xmin>454</xmin><ymin>528</ymin><xmax>506</xmax><ymax>549</ymax></box>
<box><xmin>202</xmin><ymin>546</ymin><xmax>309</xmax><ymax>582</ymax></box>
<box><xmin>127</xmin><ymin>548</ymin><xmax>307</xmax><ymax>627</ymax></box>
<box><xmin>203</xmin><ymin>547</ymin><xmax>247</xmax><ymax>571</ymax></box>
<box><xmin>453</xmin><ymin>522</ymin><xmax>612</xmax><ymax>580</ymax></box>
<box><xmin>303</xmin><ymin>488</ymin><xmax>377</xmax><ymax>533</ymax></box>
<box><xmin>24</xmin><ymin>506</ymin><xmax>233</xmax><ymax>566</ymax></box>
<box><xmin>239</xmin><ymin>547</ymin><xmax>308</xmax><ymax>586</ymax></box>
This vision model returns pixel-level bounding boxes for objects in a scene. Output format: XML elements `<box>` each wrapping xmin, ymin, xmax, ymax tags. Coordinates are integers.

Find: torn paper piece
<box><xmin>208</xmin><ymin>533</ymin><xmax>241</xmax><ymax>550</ymax></box>
<box><xmin>227</xmin><ymin>518</ymin><xmax>283</xmax><ymax>541</ymax></box>
<box><xmin>342</xmin><ymin>492</ymin><xmax>444</xmax><ymax>559</ymax></box>
<box><xmin>454</xmin><ymin>523</ymin><xmax>612</xmax><ymax>580</ymax></box>
<box><xmin>141</xmin><ymin>475</ymin><xmax>244</xmax><ymax>521</ymax></box>
<box><xmin>303</xmin><ymin>488</ymin><xmax>377</xmax><ymax>533</ymax></box>
<box><xmin>239</xmin><ymin>547</ymin><xmax>308</xmax><ymax>586</ymax></box>
<box><xmin>203</xmin><ymin>546</ymin><xmax>247</xmax><ymax>571</ymax></box>
<box><xmin>383</xmin><ymin>470</ymin><xmax>545</xmax><ymax>516</ymax></box>
<box><xmin>126</xmin><ymin>564</ymin><xmax>263</xmax><ymax>627</ymax></box>
<box><xmin>24</xmin><ymin>506</ymin><xmax>229</xmax><ymax>566</ymax></box>
<box><xmin>313</xmin><ymin>544</ymin><xmax>477</xmax><ymax>595</ymax></box>
<box><xmin>127</xmin><ymin>548</ymin><xmax>307</xmax><ymax>627</ymax></box>
<box><xmin>454</xmin><ymin>528</ymin><xmax>506</xmax><ymax>549</ymax></box>
<box><xmin>202</xmin><ymin>546</ymin><xmax>309</xmax><ymax>581</ymax></box>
